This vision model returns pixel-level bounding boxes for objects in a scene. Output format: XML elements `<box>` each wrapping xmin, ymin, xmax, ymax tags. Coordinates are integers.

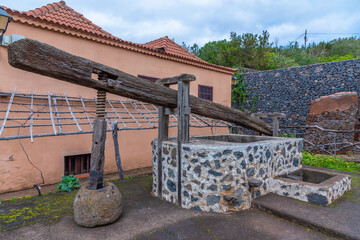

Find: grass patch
<box><xmin>303</xmin><ymin>152</ymin><xmax>360</xmax><ymax>173</ymax></box>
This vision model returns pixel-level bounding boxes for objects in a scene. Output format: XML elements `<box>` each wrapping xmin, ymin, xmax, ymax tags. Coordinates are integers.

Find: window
<box><xmin>138</xmin><ymin>75</ymin><xmax>159</xmax><ymax>82</ymax></box>
<box><xmin>198</xmin><ymin>85</ymin><xmax>213</xmax><ymax>101</ymax></box>
<box><xmin>64</xmin><ymin>154</ymin><xmax>91</xmax><ymax>176</ymax></box>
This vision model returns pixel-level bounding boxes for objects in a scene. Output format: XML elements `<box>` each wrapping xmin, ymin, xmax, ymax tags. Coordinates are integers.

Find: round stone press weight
<box><xmin>73</xmin><ymin>182</ymin><xmax>123</xmax><ymax>227</ymax></box>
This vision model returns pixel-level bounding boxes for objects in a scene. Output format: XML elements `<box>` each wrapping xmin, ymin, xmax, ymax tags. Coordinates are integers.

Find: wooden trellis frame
<box><xmin>0</xmin><ymin>90</ymin><xmax>233</xmax><ymax>141</ymax></box>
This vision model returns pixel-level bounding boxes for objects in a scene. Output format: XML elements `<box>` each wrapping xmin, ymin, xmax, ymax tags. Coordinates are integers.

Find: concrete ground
<box><xmin>0</xmin><ymin>166</ymin><xmax>358</xmax><ymax>240</ymax></box>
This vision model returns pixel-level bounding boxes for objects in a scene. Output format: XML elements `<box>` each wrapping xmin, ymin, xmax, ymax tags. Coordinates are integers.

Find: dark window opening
<box><xmin>64</xmin><ymin>153</ymin><xmax>91</xmax><ymax>176</ymax></box>
<box><xmin>138</xmin><ymin>75</ymin><xmax>159</xmax><ymax>82</ymax></box>
<box><xmin>198</xmin><ymin>85</ymin><xmax>213</xmax><ymax>101</ymax></box>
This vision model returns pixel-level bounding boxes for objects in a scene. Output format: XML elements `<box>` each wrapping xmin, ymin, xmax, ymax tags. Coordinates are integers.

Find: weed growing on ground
<box><xmin>55</xmin><ymin>175</ymin><xmax>80</xmax><ymax>192</ymax></box>
<box><xmin>303</xmin><ymin>152</ymin><xmax>360</xmax><ymax>173</ymax></box>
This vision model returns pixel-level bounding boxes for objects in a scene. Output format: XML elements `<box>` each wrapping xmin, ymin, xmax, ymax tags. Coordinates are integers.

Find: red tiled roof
<box><xmin>2</xmin><ymin>1</ymin><xmax>115</xmax><ymax>39</ymax></box>
<box><xmin>2</xmin><ymin>1</ymin><xmax>236</xmax><ymax>74</ymax></box>
<box><xmin>144</xmin><ymin>36</ymin><xmax>204</xmax><ymax>62</ymax></box>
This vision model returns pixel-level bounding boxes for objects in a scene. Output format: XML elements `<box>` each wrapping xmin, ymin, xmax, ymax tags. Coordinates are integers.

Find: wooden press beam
<box><xmin>7</xmin><ymin>39</ymin><xmax>272</xmax><ymax>135</ymax></box>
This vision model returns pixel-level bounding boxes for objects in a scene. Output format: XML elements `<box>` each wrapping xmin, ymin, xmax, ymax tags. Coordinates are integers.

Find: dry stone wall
<box><xmin>243</xmin><ymin>59</ymin><xmax>360</xmax><ymax>127</ymax></box>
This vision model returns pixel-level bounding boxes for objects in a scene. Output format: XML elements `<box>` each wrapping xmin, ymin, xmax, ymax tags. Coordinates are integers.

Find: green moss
<box><xmin>0</xmin><ymin>190</ymin><xmax>77</xmax><ymax>231</ymax></box>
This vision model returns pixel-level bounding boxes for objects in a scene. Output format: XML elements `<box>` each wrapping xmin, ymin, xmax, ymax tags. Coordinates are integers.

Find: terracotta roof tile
<box><xmin>144</xmin><ymin>36</ymin><xmax>204</xmax><ymax>62</ymax></box>
<box><xmin>5</xmin><ymin>1</ymin><xmax>115</xmax><ymax>38</ymax></box>
<box><xmin>2</xmin><ymin>1</ymin><xmax>236</xmax><ymax>74</ymax></box>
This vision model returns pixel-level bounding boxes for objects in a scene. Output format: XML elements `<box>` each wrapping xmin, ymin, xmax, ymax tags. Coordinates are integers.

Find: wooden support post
<box><xmin>272</xmin><ymin>117</ymin><xmax>279</xmax><ymax>137</ymax></box>
<box><xmin>88</xmin><ymin>117</ymin><xmax>107</xmax><ymax>190</ymax></box>
<box><xmin>156</xmin><ymin>79</ymin><xmax>172</xmax><ymax>198</ymax></box>
<box><xmin>177</xmin><ymin>80</ymin><xmax>191</xmax><ymax>206</ymax></box>
<box><xmin>155</xmin><ymin>76</ymin><xmax>193</xmax><ymax>205</ymax></box>
<box><xmin>112</xmin><ymin>121</ymin><xmax>124</xmax><ymax>180</ymax></box>
<box><xmin>88</xmin><ymin>72</ymin><xmax>108</xmax><ymax>190</ymax></box>
<box><xmin>157</xmin><ymin>106</ymin><xmax>169</xmax><ymax>197</ymax></box>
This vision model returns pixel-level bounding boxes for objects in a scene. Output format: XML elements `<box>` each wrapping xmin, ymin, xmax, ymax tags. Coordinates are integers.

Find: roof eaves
<box><xmin>4</xmin><ymin>5</ymin><xmax>236</xmax><ymax>75</ymax></box>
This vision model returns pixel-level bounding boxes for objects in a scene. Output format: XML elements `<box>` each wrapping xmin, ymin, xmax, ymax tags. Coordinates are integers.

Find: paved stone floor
<box><xmin>0</xmin><ymin>166</ymin><xmax>358</xmax><ymax>240</ymax></box>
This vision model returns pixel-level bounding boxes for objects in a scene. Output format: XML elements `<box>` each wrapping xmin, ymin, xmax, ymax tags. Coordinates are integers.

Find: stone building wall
<box><xmin>243</xmin><ymin>59</ymin><xmax>360</xmax><ymax>127</ymax></box>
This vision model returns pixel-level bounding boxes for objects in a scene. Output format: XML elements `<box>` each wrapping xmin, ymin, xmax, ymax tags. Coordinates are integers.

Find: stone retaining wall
<box><xmin>243</xmin><ymin>59</ymin><xmax>360</xmax><ymax>126</ymax></box>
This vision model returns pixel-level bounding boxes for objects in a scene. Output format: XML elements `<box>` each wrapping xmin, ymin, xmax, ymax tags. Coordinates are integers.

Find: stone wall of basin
<box><xmin>270</xmin><ymin>172</ymin><xmax>352</xmax><ymax>206</ymax></box>
<box><xmin>152</xmin><ymin>134</ymin><xmax>303</xmax><ymax>212</ymax></box>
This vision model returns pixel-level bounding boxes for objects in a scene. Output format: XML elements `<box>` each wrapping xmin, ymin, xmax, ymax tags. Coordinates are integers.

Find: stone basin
<box><xmin>270</xmin><ymin>168</ymin><xmax>351</xmax><ymax>206</ymax></box>
<box><xmin>152</xmin><ymin>134</ymin><xmax>303</xmax><ymax>212</ymax></box>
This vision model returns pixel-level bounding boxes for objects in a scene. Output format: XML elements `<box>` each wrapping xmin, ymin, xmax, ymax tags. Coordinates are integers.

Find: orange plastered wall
<box><xmin>0</xmin><ymin>22</ymin><xmax>232</xmax><ymax>193</ymax></box>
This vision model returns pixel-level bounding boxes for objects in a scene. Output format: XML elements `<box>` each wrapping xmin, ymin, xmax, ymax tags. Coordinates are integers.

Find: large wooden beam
<box><xmin>7</xmin><ymin>39</ymin><xmax>272</xmax><ymax>135</ymax></box>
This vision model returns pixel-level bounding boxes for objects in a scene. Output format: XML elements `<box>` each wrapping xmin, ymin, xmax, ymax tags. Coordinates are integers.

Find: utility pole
<box><xmin>304</xmin><ymin>29</ymin><xmax>308</xmax><ymax>49</ymax></box>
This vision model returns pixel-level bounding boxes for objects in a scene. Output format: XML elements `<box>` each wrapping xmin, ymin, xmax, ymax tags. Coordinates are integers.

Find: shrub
<box><xmin>302</xmin><ymin>153</ymin><xmax>360</xmax><ymax>173</ymax></box>
<box><xmin>56</xmin><ymin>175</ymin><xmax>81</xmax><ymax>192</ymax></box>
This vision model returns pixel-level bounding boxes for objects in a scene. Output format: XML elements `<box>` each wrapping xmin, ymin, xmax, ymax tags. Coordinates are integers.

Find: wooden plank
<box><xmin>7</xmin><ymin>38</ymin><xmax>272</xmax><ymax>135</ymax></box>
<box><xmin>80</xmin><ymin>95</ymin><xmax>93</xmax><ymax>129</ymax></box>
<box><xmin>107</xmin><ymin>99</ymin><xmax>126</xmax><ymax>128</ymax></box>
<box><xmin>140</xmin><ymin>102</ymin><xmax>158</xmax><ymax>122</ymax></box>
<box><xmin>155</xmin><ymin>74</ymin><xmax>196</xmax><ymax>86</ymax></box>
<box><xmin>47</xmin><ymin>92</ymin><xmax>57</xmax><ymax>135</ymax></box>
<box><xmin>253</xmin><ymin>112</ymin><xmax>286</xmax><ymax>118</ymax></box>
<box><xmin>0</xmin><ymin>89</ymin><xmax>16</xmax><ymax>136</ymax></box>
<box><xmin>119</xmin><ymin>100</ymin><xmax>141</xmax><ymax>127</ymax></box>
<box><xmin>111</xmin><ymin>121</ymin><xmax>124</xmax><ymax>180</ymax></box>
<box><xmin>64</xmin><ymin>93</ymin><xmax>82</xmax><ymax>131</ymax></box>
<box><xmin>52</xmin><ymin>96</ymin><xmax>62</xmax><ymax>134</ymax></box>
<box><xmin>131</xmin><ymin>102</ymin><xmax>155</xmax><ymax>127</ymax></box>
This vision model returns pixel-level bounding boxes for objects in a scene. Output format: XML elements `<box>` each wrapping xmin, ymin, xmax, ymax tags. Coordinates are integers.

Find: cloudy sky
<box><xmin>2</xmin><ymin>0</ymin><xmax>360</xmax><ymax>47</ymax></box>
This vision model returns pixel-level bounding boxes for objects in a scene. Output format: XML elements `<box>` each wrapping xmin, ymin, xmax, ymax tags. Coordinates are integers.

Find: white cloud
<box><xmin>2</xmin><ymin>0</ymin><xmax>360</xmax><ymax>47</ymax></box>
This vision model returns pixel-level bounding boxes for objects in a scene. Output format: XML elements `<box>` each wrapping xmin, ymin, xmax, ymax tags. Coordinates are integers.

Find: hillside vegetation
<box><xmin>183</xmin><ymin>31</ymin><xmax>360</xmax><ymax>70</ymax></box>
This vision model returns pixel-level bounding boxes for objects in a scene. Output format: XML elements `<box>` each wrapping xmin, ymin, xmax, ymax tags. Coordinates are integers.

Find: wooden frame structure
<box><xmin>6</xmin><ymin>38</ymin><xmax>272</xmax><ymax>190</ymax></box>
<box><xmin>0</xmin><ymin>90</ymin><xmax>232</xmax><ymax>141</ymax></box>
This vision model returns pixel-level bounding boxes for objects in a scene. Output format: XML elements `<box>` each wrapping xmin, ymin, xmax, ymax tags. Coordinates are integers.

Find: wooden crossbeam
<box><xmin>8</xmin><ymin>39</ymin><xmax>272</xmax><ymax>135</ymax></box>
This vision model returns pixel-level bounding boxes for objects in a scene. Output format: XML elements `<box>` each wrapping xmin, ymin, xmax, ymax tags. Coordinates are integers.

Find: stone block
<box><xmin>73</xmin><ymin>182</ymin><xmax>123</xmax><ymax>227</ymax></box>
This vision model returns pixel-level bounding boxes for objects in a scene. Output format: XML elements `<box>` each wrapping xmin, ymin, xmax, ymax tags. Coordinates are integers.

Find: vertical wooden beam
<box><xmin>177</xmin><ymin>80</ymin><xmax>190</xmax><ymax>206</ymax></box>
<box><xmin>112</xmin><ymin>121</ymin><xmax>124</xmax><ymax>180</ymax></box>
<box><xmin>157</xmin><ymin>106</ymin><xmax>169</xmax><ymax>197</ymax></box>
<box><xmin>88</xmin><ymin>117</ymin><xmax>107</xmax><ymax>190</ymax></box>
<box><xmin>88</xmin><ymin>72</ymin><xmax>108</xmax><ymax>190</ymax></box>
<box><xmin>272</xmin><ymin>117</ymin><xmax>279</xmax><ymax>137</ymax></box>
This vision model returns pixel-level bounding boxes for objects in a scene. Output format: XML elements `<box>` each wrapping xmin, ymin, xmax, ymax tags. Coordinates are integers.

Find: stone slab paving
<box><xmin>0</xmin><ymin>170</ymin><xmax>349</xmax><ymax>240</ymax></box>
<box><xmin>253</xmin><ymin>165</ymin><xmax>360</xmax><ymax>240</ymax></box>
